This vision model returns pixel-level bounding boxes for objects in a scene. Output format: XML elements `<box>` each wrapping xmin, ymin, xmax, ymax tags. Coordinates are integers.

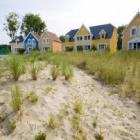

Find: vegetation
<box><xmin>47</xmin><ymin>114</ymin><xmax>59</xmax><ymax>129</ymax></box>
<box><xmin>74</xmin><ymin>98</ymin><xmax>83</xmax><ymax>114</ymax></box>
<box><xmin>4</xmin><ymin>12</ymin><xmax>20</xmax><ymax>40</ymax></box>
<box><xmin>6</xmin><ymin>55</ymin><xmax>25</xmax><ymax>81</ymax></box>
<box><xmin>72</xmin><ymin>114</ymin><xmax>81</xmax><ymax>130</ymax></box>
<box><xmin>51</xmin><ymin>65</ymin><xmax>59</xmax><ymax>81</ymax></box>
<box><xmin>27</xmin><ymin>91</ymin><xmax>38</xmax><ymax>104</ymax></box>
<box><xmin>30</xmin><ymin>62</ymin><xmax>41</xmax><ymax>80</ymax></box>
<box><xmin>21</xmin><ymin>13</ymin><xmax>46</xmax><ymax>35</ymax></box>
<box><xmin>62</xmin><ymin>63</ymin><xmax>74</xmax><ymax>80</ymax></box>
<box><xmin>7</xmin><ymin>121</ymin><xmax>16</xmax><ymax>133</ymax></box>
<box><xmin>94</xmin><ymin>132</ymin><xmax>104</xmax><ymax>140</ymax></box>
<box><xmin>35</xmin><ymin>131</ymin><xmax>46</xmax><ymax>140</ymax></box>
<box><xmin>10</xmin><ymin>85</ymin><xmax>22</xmax><ymax>112</ymax></box>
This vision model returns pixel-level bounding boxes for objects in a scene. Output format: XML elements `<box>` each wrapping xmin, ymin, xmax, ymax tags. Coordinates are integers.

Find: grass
<box><xmin>72</xmin><ymin>114</ymin><xmax>81</xmax><ymax>130</ymax></box>
<box><xmin>27</xmin><ymin>91</ymin><xmax>38</xmax><ymax>104</ymax></box>
<box><xmin>10</xmin><ymin>85</ymin><xmax>22</xmax><ymax>112</ymax></box>
<box><xmin>35</xmin><ymin>131</ymin><xmax>46</xmax><ymax>140</ymax></box>
<box><xmin>74</xmin><ymin>98</ymin><xmax>83</xmax><ymax>114</ymax></box>
<box><xmin>61</xmin><ymin>63</ymin><xmax>74</xmax><ymax>80</ymax></box>
<box><xmin>47</xmin><ymin>114</ymin><xmax>59</xmax><ymax>129</ymax></box>
<box><xmin>7</xmin><ymin>121</ymin><xmax>16</xmax><ymax>133</ymax></box>
<box><xmin>6</xmin><ymin>55</ymin><xmax>26</xmax><ymax>81</ymax></box>
<box><xmin>94</xmin><ymin>132</ymin><xmax>104</xmax><ymax>140</ymax></box>
<box><xmin>51</xmin><ymin>65</ymin><xmax>59</xmax><ymax>81</ymax></box>
<box><xmin>30</xmin><ymin>62</ymin><xmax>41</xmax><ymax>80</ymax></box>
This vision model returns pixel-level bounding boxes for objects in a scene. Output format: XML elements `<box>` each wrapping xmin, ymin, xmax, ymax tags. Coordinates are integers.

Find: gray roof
<box><xmin>10</xmin><ymin>35</ymin><xmax>24</xmax><ymax>44</ymax></box>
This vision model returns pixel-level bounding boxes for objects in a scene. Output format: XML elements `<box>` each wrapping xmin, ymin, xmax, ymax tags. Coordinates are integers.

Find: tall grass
<box><xmin>6</xmin><ymin>55</ymin><xmax>26</xmax><ymax>81</ymax></box>
<box><xmin>30</xmin><ymin>62</ymin><xmax>41</xmax><ymax>80</ymax></box>
<box><xmin>51</xmin><ymin>65</ymin><xmax>60</xmax><ymax>81</ymax></box>
<box><xmin>10</xmin><ymin>85</ymin><xmax>22</xmax><ymax>112</ymax></box>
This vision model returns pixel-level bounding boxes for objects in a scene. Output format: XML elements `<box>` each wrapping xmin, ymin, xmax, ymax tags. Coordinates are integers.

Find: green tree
<box><xmin>59</xmin><ymin>35</ymin><xmax>65</xmax><ymax>42</ymax></box>
<box><xmin>21</xmin><ymin>13</ymin><xmax>46</xmax><ymax>35</ymax></box>
<box><xmin>4</xmin><ymin>12</ymin><xmax>20</xmax><ymax>41</ymax></box>
<box><xmin>117</xmin><ymin>25</ymin><xmax>125</xmax><ymax>50</ymax></box>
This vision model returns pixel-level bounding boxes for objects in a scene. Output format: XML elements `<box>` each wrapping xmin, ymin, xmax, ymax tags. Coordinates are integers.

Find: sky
<box><xmin>0</xmin><ymin>0</ymin><xmax>140</xmax><ymax>44</ymax></box>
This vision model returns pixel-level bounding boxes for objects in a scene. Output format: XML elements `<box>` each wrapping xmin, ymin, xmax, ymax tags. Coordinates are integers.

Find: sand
<box><xmin>0</xmin><ymin>66</ymin><xmax>140</xmax><ymax>140</ymax></box>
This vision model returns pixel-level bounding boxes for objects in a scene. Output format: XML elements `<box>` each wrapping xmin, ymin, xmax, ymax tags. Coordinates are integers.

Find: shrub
<box><xmin>27</xmin><ymin>91</ymin><xmax>38</xmax><ymax>104</ymax></box>
<box><xmin>72</xmin><ymin>114</ymin><xmax>81</xmax><ymax>130</ymax></box>
<box><xmin>7</xmin><ymin>121</ymin><xmax>16</xmax><ymax>133</ymax></box>
<box><xmin>35</xmin><ymin>131</ymin><xmax>46</xmax><ymax>140</ymax></box>
<box><xmin>18</xmin><ymin>48</ymin><xmax>25</xmax><ymax>54</ymax></box>
<box><xmin>6</xmin><ymin>55</ymin><xmax>26</xmax><ymax>81</ymax></box>
<box><xmin>10</xmin><ymin>85</ymin><xmax>22</xmax><ymax>112</ymax></box>
<box><xmin>74</xmin><ymin>98</ymin><xmax>83</xmax><ymax>114</ymax></box>
<box><xmin>47</xmin><ymin>114</ymin><xmax>59</xmax><ymax>129</ymax></box>
<box><xmin>62</xmin><ymin>63</ymin><xmax>74</xmax><ymax>80</ymax></box>
<box><xmin>51</xmin><ymin>65</ymin><xmax>59</xmax><ymax>81</ymax></box>
<box><xmin>91</xmin><ymin>45</ymin><xmax>97</xmax><ymax>51</ymax></box>
<box><xmin>94</xmin><ymin>132</ymin><xmax>104</xmax><ymax>140</ymax></box>
<box><xmin>30</xmin><ymin>62</ymin><xmax>41</xmax><ymax>80</ymax></box>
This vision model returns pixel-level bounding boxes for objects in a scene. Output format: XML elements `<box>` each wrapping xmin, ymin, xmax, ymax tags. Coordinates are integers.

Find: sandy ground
<box><xmin>0</xmin><ymin>66</ymin><xmax>140</xmax><ymax>140</ymax></box>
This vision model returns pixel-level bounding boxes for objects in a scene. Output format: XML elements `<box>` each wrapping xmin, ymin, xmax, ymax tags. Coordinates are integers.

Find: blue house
<box><xmin>24</xmin><ymin>32</ymin><xmax>39</xmax><ymax>53</ymax></box>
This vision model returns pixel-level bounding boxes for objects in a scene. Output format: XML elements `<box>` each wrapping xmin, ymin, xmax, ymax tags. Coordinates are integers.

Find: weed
<box><xmin>51</xmin><ymin>65</ymin><xmax>59</xmax><ymax>81</ymax></box>
<box><xmin>27</xmin><ymin>91</ymin><xmax>38</xmax><ymax>104</ymax></box>
<box><xmin>35</xmin><ymin>131</ymin><xmax>46</xmax><ymax>140</ymax></box>
<box><xmin>74</xmin><ymin>98</ymin><xmax>83</xmax><ymax>114</ymax></box>
<box><xmin>30</xmin><ymin>62</ymin><xmax>41</xmax><ymax>80</ymax></box>
<box><xmin>10</xmin><ymin>85</ymin><xmax>22</xmax><ymax>112</ymax></box>
<box><xmin>47</xmin><ymin>114</ymin><xmax>59</xmax><ymax>129</ymax></box>
<box><xmin>7</xmin><ymin>121</ymin><xmax>16</xmax><ymax>133</ymax></box>
<box><xmin>72</xmin><ymin>114</ymin><xmax>81</xmax><ymax>130</ymax></box>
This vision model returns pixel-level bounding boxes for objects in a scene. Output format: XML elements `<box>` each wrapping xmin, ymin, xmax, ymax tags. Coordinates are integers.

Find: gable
<box><xmin>24</xmin><ymin>32</ymin><xmax>38</xmax><ymax>43</ymax></box>
<box><xmin>76</xmin><ymin>25</ymin><xmax>90</xmax><ymax>36</ymax></box>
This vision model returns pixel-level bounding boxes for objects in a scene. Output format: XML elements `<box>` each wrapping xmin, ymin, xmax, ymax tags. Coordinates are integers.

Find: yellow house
<box><xmin>122</xmin><ymin>12</ymin><xmax>140</xmax><ymax>50</ymax></box>
<box><xmin>64</xmin><ymin>24</ymin><xmax>117</xmax><ymax>52</ymax></box>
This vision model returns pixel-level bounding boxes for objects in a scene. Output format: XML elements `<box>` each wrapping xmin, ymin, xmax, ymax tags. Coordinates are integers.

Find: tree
<box><xmin>117</xmin><ymin>25</ymin><xmax>125</xmax><ymax>50</ymax></box>
<box><xmin>59</xmin><ymin>35</ymin><xmax>65</xmax><ymax>42</ymax></box>
<box><xmin>21</xmin><ymin>14</ymin><xmax>46</xmax><ymax>35</ymax></box>
<box><xmin>4</xmin><ymin>12</ymin><xmax>20</xmax><ymax>41</ymax></box>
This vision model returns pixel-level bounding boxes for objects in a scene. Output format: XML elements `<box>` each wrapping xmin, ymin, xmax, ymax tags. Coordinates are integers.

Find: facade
<box><xmin>122</xmin><ymin>12</ymin><xmax>140</xmax><ymax>50</ymax></box>
<box><xmin>24</xmin><ymin>32</ymin><xmax>39</xmax><ymax>53</ymax></box>
<box><xmin>10</xmin><ymin>36</ymin><xmax>24</xmax><ymax>54</ymax></box>
<box><xmin>39</xmin><ymin>31</ymin><xmax>62</xmax><ymax>52</ymax></box>
<box><xmin>10</xmin><ymin>31</ymin><xmax>62</xmax><ymax>53</ymax></box>
<box><xmin>64</xmin><ymin>24</ymin><xmax>117</xmax><ymax>52</ymax></box>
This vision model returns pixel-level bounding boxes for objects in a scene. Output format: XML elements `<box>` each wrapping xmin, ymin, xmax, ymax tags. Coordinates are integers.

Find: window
<box><xmin>98</xmin><ymin>44</ymin><xmax>106</xmax><ymax>50</ymax></box>
<box><xmin>32</xmin><ymin>39</ymin><xmax>36</xmax><ymax>47</ymax></box>
<box><xmin>99</xmin><ymin>30</ymin><xmax>106</xmax><ymax>39</ymax></box>
<box><xmin>80</xmin><ymin>36</ymin><xmax>82</xmax><ymax>40</ymax></box>
<box><xmin>88</xmin><ymin>35</ymin><xmax>90</xmax><ymax>40</ymax></box>
<box><xmin>131</xmin><ymin>27</ymin><xmax>137</xmax><ymax>37</ymax></box>
<box><xmin>77</xmin><ymin>37</ymin><xmax>80</xmax><ymax>41</ymax></box>
<box><xmin>28</xmin><ymin>39</ymin><xmax>32</xmax><ymax>45</ymax></box>
<box><xmin>138</xmin><ymin>26</ymin><xmax>140</xmax><ymax>36</ymax></box>
<box><xmin>84</xmin><ymin>36</ymin><xmax>87</xmax><ymax>40</ymax></box>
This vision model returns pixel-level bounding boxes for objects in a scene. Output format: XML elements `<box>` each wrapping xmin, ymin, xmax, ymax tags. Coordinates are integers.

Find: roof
<box><xmin>34</xmin><ymin>32</ymin><xmax>40</xmax><ymax>40</ymax></box>
<box><xmin>47</xmin><ymin>31</ymin><xmax>61</xmax><ymax>43</ymax></box>
<box><xmin>10</xmin><ymin>35</ymin><xmax>24</xmax><ymax>44</ymax></box>
<box><xmin>66</xmin><ymin>24</ymin><xmax>115</xmax><ymax>40</ymax></box>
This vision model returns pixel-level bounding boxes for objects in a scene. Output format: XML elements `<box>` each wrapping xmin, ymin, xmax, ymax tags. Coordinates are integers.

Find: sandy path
<box><xmin>0</xmin><ymin>67</ymin><xmax>140</xmax><ymax>140</ymax></box>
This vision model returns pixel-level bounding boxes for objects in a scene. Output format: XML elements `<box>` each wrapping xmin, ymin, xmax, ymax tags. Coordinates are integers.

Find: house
<box><xmin>64</xmin><ymin>24</ymin><xmax>117</xmax><ymax>52</ymax></box>
<box><xmin>39</xmin><ymin>31</ymin><xmax>62</xmax><ymax>53</ymax></box>
<box><xmin>122</xmin><ymin>12</ymin><xmax>140</xmax><ymax>50</ymax></box>
<box><xmin>24</xmin><ymin>32</ymin><xmax>39</xmax><ymax>53</ymax></box>
<box><xmin>10</xmin><ymin>35</ymin><xmax>24</xmax><ymax>54</ymax></box>
<box><xmin>10</xmin><ymin>31</ymin><xmax>62</xmax><ymax>54</ymax></box>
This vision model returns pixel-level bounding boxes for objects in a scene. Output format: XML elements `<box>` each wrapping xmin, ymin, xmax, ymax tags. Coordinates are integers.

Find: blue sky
<box><xmin>0</xmin><ymin>0</ymin><xmax>140</xmax><ymax>44</ymax></box>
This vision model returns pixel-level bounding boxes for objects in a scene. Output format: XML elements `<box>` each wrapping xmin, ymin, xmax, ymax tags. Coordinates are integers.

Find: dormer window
<box><xmin>131</xmin><ymin>27</ymin><xmax>137</xmax><ymax>37</ymax></box>
<box><xmin>99</xmin><ymin>30</ymin><xmax>106</xmax><ymax>39</ymax></box>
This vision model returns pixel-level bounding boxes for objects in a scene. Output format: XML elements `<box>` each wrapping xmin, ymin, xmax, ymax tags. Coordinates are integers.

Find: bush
<box><xmin>51</xmin><ymin>65</ymin><xmax>59</xmax><ymax>81</ymax></box>
<box><xmin>47</xmin><ymin>114</ymin><xmax>59</xmax><ymax>129</ymax></box>
<box><xmin>94</xmin><ymin>132</ymin><xmax>104</xmax><ymax>140</ymax></box>
<box><xmin>74</xmin><ymin>98</ymin><xmax>83</xmax><ymax>114</ymax></box>
<box><xmin>30</xmin><ymin>62</ymin><xmax>41</xmax><ymax>80</ymax></box>
<box><xmin>7</xmin><ymin>121</ymin><xmax>16</xmax><ymax>133</ymax></box>
<box><xmin>27</xmin><ymin>91</ymin><xmax>38</xmax><ymax>104</ymax></box>
<box><xmin>10</xmin><ymin>85</ymin><xmax>22</xmax><ymax>112</ymax></box>
<box><xmin>18</xmin><ymin>48</ymin><xmax>25</xmax><ymax>54</ymax></box>
<box><xmin>35</xmin><ymin>131</ymin><xmax>46</xmax><ymax>140</ymax></box>
<box><xmin>6</xmin><ymin>55</ymin><xmax>26</xmax><ymax>81</ymax></box>
<box><xmin>62</xmin><ymin>63</ymin><xmax>74</xmax><ymax>80</ymax></box>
